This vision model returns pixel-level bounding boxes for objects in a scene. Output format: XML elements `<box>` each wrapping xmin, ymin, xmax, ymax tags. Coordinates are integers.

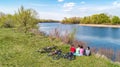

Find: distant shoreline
<box><xmin>79</xmin><ymin>24</ymin><xmax>120</xmax><ymax>28</ymax></box>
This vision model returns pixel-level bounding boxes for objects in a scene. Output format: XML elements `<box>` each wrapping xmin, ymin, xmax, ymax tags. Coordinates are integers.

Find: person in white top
<box><xmin>85</xmin><ymin>46</ymin><xmax>91</xmax><ymax>56</ymax></box>
<box><xmin>74</xmin><ymin>45</ymin><xmax>80</xmax><ymax>56</ymax></box>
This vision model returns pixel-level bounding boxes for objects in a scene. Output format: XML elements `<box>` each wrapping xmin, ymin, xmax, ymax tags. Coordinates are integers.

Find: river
<box><xmin>39</xmin><ymin>23</ymin><xmax>120</xmax><ymax>51</ymax></box>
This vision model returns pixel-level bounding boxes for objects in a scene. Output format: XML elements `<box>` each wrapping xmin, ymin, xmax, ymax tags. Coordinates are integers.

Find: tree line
<box><xmin>0</xmin><ymin>6</ymin><xmax>40</xmax><ymax>33</ymax></box>
<box><xmin>61</xmin><ymin>13</ymin><xmax>120</xmax><ymax>25</ymax></box>
<box><xmin>0</xmin><ymin>6</ymin><xmax>58</xmax><ymax>33</ymax></box>
<box><xmin>38</xmin><ymin>19</ymin><xmax>59</xmax><ymax>23</ymax></box>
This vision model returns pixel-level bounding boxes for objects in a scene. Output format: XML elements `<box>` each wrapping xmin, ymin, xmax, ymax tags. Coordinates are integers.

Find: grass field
<box><xmin>0</xmin><ymin>28</ymin><xmax>120</xmax><ymax>67</ymax></box>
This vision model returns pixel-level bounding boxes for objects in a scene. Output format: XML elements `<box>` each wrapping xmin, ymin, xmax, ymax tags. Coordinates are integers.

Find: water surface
<box><xmin>39</xmin><ymin>23</ymin><xmax>120</xmax><ymax>51</ymax></box>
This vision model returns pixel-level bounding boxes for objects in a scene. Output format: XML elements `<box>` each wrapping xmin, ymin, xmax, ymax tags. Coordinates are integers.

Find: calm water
<box><xmin>39</xmin><ymin>23</ymin><xmax>120</xmax><ymax>51</ymax></box>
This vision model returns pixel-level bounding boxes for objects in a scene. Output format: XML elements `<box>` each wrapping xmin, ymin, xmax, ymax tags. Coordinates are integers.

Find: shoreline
<box><xmin>79</xmin><ymin>24</ymin><xmax>120</xmax><ymax>28</ymax></box>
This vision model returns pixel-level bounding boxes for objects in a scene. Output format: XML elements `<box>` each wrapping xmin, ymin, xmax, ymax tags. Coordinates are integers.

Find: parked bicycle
<box><xmin>52</xmin><ymin>51</ymin><xmax>75</xmax><ymax>60</ymax></box>
<box><xmin>48</xmin><ymin>49</ymin><xmax>61</xmax><ymax>56</ymax></box>
<box><xmin>37</xmin><ymin>46</ymin><xmax>57</xmax><ymax>53</ymax></box>
<box><xmin>37</xmin><ymin>46</ymin><xmax>75</xmax><ymax>61</ymax></box>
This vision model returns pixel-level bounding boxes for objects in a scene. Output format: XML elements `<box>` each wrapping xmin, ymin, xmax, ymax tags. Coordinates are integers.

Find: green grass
<box><xmin>0</xmin><ymin>28</ymin><xmax>120</xmax><ymax>67</ymax></box>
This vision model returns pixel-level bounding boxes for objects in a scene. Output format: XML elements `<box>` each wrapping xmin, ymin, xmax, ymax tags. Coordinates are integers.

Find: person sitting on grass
<box><xmin>69</xmin><ymin>44</ymin><xmax>76</xmax><ymax>56</ymax></box>
<box><xmin>79</xmin><ymin>45</ymin><xmax>84</xmax><ymax>56</ymax></box>
<box><xmin>85</xmin><ymin>46</ymin><xmax>91</xmax><ymax>56</ymax></box>
<box><xmin>74</xmin><ymin>45</ymin><xmax>80</xmax><ymax>56</ymax></box>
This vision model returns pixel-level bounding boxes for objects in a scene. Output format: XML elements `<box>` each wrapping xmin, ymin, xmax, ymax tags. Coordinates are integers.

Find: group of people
<box><xmin>70</xmin><ymin>45</ymin><xmax>91</xmax><ymax>56</ymax></box>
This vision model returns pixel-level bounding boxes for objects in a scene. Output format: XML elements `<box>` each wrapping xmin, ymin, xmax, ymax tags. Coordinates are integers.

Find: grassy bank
<box><xmin>0</xmin><ymin>28</ymin><xmax>120</xmax><ymax>67</ymax></box>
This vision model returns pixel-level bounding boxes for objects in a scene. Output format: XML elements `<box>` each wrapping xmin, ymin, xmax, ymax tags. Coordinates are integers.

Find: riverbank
<box><xmin>0</xmin><ymin>28</ymin><xmax>120</xmax><ymax>67</ymax></box>
<box><xmin>79</xmin><ymin>24</ymin><xmax>120</xmax><ymax>28</ymax></box>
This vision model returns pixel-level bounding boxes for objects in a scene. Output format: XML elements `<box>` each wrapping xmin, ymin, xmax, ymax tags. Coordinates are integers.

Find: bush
<box><xmin>2</xmin><ymin>21</ymin><xmax>14</xmax><ymax>28</ymax></box>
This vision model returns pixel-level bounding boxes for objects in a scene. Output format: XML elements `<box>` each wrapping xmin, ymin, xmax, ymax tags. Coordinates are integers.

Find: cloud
<box><xmin>79</xmin><ymin>6</ymin><xmax>109</xmax><ymax>12</ymax></box>
<box><xmin>1</xmin><ymin>0</ymin><xmax>120</xmax><ymax>20</ymax></box>
<box><xmin>78</xmin><ymin>1</ymin><xmax>120</xmax><ymax>13</ymax></box>
<box><xmin>112</xmin><ymin>1</ymin><xmax>120</xmax><ymax>7</ymax></box>
<box><xmin>58</xmin><ymin>0</ymin><xmax>64</xmax><ymax>2</ymax></box>
<box><xmin>29</xmin><ymin>3</ymin><xmax>48</xmax><ymax>7</ymax></box>
<box><xmin>63</xmin><ymin>2</ymin><xmax>75</xmax><ymax>8</ymax></box>
<box><xmin>63</xmin><ymin>2</ymin><xmax>76</xmax><ymax>12</ymax></box>
<box><xmin>80</xmin><ymin>1</ymin><xmax>85</xmax><ymax>4</ymax></box>
<box><xmin>38</xmin><ymin>11</ymin><xmax>71</xmax><ymax>20</ymax></box>
<box><xmin>0</xmin><ymin>6</ymin><xmax>18</xmax><ymax>14</ymax></box>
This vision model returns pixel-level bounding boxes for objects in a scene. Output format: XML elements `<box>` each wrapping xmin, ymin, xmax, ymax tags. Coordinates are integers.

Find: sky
<box><xmin>0</xmin><ymin>0</ymin><xmax>120</xmax><ymax>20</ymax></box>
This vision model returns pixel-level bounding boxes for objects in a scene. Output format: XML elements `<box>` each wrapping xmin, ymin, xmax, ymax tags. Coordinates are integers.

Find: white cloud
<box><xmin>38</xmin><ymin>11</ymin><xmax>71</xmax><ymax>20</ymax></box>
<box><xmin>63</xmin><ymin>2</ymin><xmax>76</xmax><ymax>12</ymax></box>
<box><xmin>1</xmin><ymin>1</ymin><xmax>120</xmax><ymax>20</ymax></box>
<box><xmin>79</xmin><ymin>6</ymin><xmax>109</xmax><ymax>12</ymax></box>
<box><xmin>58</xmin><ymin>0</ymin><xmax>64</xmax><ymax>2</ymax></box>
<box><xmin>63</xmin><ymin>2</ymin><xmax>75</xmax><ymax>8</ymax></box>
<box><xmin>76</xmin><ymin>2</ymin><xmax>120</xmax><ymax>17</ymax></box>
<box><xmin>29</xmin><ymin>3</ymin><xmax>48</xmax><ymax>7</ymax></box>
<box><xmin>80</xmin><ymin>1</ymin><xmax>85</xmax><ymax>4</ymax></box>
<box><xmin>112</xmin><ymin>1</ymin><xmax>120</xmax><ymax>7</ymax></box>
<box><xmin>78</xmin><ymin>1</ymin><xmax>120</xmax><ymax>13</ymax></box>
<box><xmin>0</xmin><ymin>6</ymin><xmax>18</xmax><ymax>14</ymax></box>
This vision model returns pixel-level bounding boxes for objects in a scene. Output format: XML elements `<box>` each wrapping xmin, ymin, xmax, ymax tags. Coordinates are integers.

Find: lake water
<box><xmin>39</xmin><ymin>23</ymin><xmax>120</xmax><ymax>51</ymax></box>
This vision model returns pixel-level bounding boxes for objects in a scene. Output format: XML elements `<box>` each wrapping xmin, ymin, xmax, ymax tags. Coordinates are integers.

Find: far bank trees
<box><xmin>61</xmin><ymin>13</ymin><xmax>120</xmax><ymax>25</ymax></box>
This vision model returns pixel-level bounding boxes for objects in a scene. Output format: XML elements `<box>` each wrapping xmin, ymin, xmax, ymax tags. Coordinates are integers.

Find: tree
<box><xmin>112</xmin><ymin>16</ymin><xmax>120</xmax><ymax>25</ymax></box>
<box><xmin>98</xmin><ymin>13</ymin><xmax>110</xmax><ymax>24</ymax></box>
<box><xmin>90</xmin><ymin>13</ymin><xmax>110</xmax><ymax>24</ymax></box>
<box><xmin>16</xmin><ymin>6</ymin><xmax>39</xmax><ymax>33</ymax></box>
<box><xmin>81</xmin><ymin>16</ymin><xmax>92</xmax><ymax>24</ymax></box>
<box><xmin>0</xmin><ymin>13</ymin><xmax>15</xmax><ymax>28</ymax></box>
<box><xmin>2</xmin><ymin>14</ymin><xmax>15</xmax><ymax>28</ymax></box>
<box><xmin>0</xmin><ymin>12</ymin><xmax>5</xmax><ymax>18</ymax></box>
<box><xmin>62</xmin><ymin>17</ymin><xmax>80</xmax><ymax>24</ymax></box>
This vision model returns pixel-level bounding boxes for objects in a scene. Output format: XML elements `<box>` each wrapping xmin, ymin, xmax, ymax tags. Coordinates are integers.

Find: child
<box><xmin>70</xmin><ymin>44</ymin><xmax>76</xmax><ymax>53</ymax></box>
<box><xmin>74</xmin><ymin>45</ymin><xmax>80</xmax><ymax>56</ymax></box>
<box><xmin>85</xmin><ymin>46</ymin><xmax>91</xmax><ymax>56</ymax></box>
<box><xmin>79</xmin><ymin>45</ymin><xmax>84</xmax><ymax>56</ymax></box>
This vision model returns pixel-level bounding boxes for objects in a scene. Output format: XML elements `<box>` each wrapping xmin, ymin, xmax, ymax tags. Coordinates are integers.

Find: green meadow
<box><xmin>0</xmin><ymin>28</ymin><xmax>120</xmax><ymax>67</ymax></box>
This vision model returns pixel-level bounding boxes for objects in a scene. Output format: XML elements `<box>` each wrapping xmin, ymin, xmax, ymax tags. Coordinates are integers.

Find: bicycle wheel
<box><xmin>52</xmin><ymin>55</ymin><xmax>60</xmax><ymax>60</ymax></box>
<box><xmin>47</xmin><ymin>53</ymin><xmax>52</xmax><ymax>56</ymax></box>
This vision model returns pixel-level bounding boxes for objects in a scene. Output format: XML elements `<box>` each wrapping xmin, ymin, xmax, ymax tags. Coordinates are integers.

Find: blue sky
<box><xmin>0</xmin><ymin>0</ymin><xmax>120</xmax><ymax>20</ymax></box>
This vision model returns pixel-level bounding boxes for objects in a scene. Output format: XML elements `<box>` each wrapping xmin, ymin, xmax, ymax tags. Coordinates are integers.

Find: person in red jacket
<box><xmin>70</xmin><ymin>45</ymin><xmax>76</xmax><ymax>53</ymax></box>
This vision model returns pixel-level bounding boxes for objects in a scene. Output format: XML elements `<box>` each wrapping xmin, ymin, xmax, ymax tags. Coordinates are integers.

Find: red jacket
<box><xmin>70</xmin><ymin>47</ymin><xmax>76</xmax><ymax>53</ymax></box>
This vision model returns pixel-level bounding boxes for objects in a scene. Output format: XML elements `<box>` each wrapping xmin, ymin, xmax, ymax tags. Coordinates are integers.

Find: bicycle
<box><xmin>52</xmin><ymin>49</ymin><xmax>63</xmax><ymax>60</ymax></box>
<box><xmin>63</xmin><ymin>52</ymin><xmax>75</xmax><ymax>60</ymax></box>
<box><xmin>52</xmin><ymin>51</ymin><xmax>75</xmax><ymax>60</ymax></box>
<box><xmin>37</xmin><ymin>46</ymin><xmax>57</xmax><ymax>53</ymax></box>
